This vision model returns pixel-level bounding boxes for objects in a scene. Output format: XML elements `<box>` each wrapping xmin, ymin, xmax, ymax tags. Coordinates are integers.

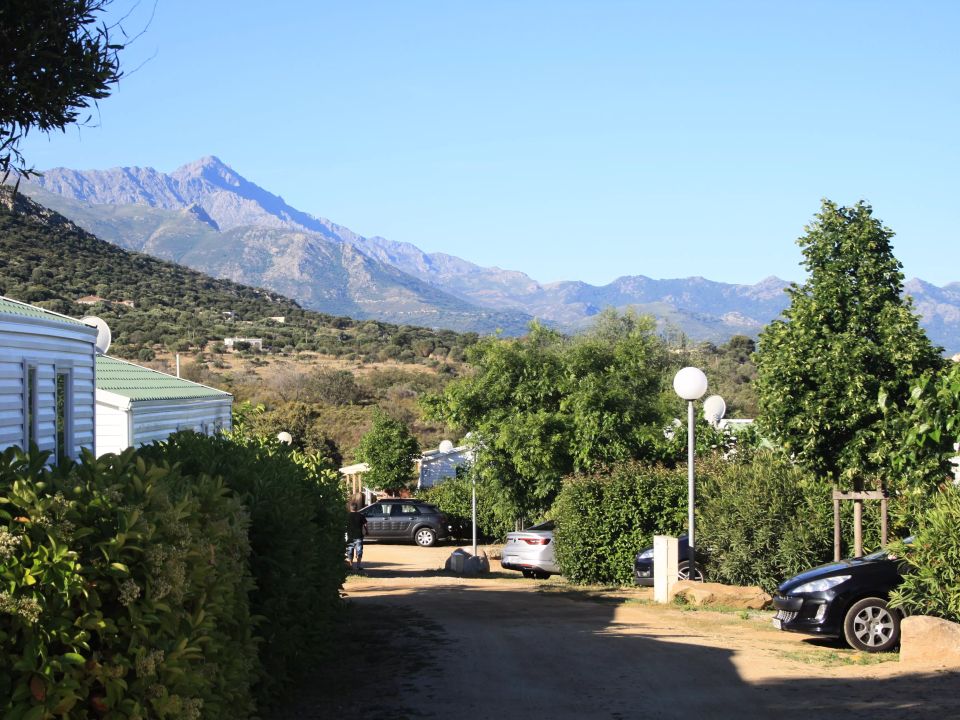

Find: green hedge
<box><xmin>889</xmin><ymin>484</ymin><xmax>960</xmax><ymax>623</ymax></box>
<box><xmin>139</xmin><ymin>431</ymin><xmax>346</xmax><ymax>703</ymax></box>
<box><xmin>696</xmin><ymin>452</ymin><xmax>834</xmax><ymax>593</ymax></box>
<box><xmin>0</xmin><ymin>446</ymin><xmax>256</xmax><ymax>720</ymax></box>
<box><xmin>0</xmin><ymin>429</ymin><xmax>347</xmax><ymax>719</ymax></box>
<box><xmin>553</xmin><ymin>463</ymin><xmax>688</xmax><ymax>584</ymax></box>
<box><xmin>418</xmin><ymin>471</ymin><xmax>517</xmax><ymax>541</ymax></box>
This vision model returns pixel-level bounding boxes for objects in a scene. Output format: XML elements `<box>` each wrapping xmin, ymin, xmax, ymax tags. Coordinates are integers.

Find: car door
<box><xmin>362</xmin><ymin>503</ymin><xmax>388</xmax><ymax>538</ymax></box>
<box><xmin>392</xmin><ymin>503</ymin><xmax>421</xmax><ymax>540</ymax></box>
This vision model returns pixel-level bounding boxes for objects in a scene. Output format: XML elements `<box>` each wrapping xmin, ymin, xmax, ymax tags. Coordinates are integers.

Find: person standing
<box><xmin>346</xmin><ymin>503</ymin><xmax>367</xmax><ymax>572</ymax></box>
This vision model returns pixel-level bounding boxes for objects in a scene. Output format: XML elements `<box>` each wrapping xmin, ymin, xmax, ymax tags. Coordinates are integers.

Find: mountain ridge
<box><xmin>21</xmin><ymin>157</ymin><xmax>960</xmax><ymax>353</ymax></box>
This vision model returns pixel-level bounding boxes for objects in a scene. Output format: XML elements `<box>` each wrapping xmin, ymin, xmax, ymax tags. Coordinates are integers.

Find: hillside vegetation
<box><xmin>0</xmin><ymin>187</ymin><xmax>476</xmax><ymax>366</ymax></box>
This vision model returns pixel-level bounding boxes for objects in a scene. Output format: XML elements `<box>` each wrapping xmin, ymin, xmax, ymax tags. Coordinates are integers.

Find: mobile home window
<box><xmin>55</xmin><ymin>371</ymin><xmax>72</xmax><ymax>462</ymax></box>
<box><xmin>24</xmin><ymin>364</ymin><xmax>37</xmax><ymax>449</ymax></box>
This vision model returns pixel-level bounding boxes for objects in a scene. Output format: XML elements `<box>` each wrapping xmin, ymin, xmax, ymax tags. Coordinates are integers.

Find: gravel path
<box><xmin>274</xmin><ymin>543</ymin><xmax>960</xmax><ymax>720</ymax></box>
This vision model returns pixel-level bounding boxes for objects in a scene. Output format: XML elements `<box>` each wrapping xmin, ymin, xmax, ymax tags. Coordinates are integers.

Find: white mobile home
<box><xmin>95</xmin><ymin>355</ymin><xmax>232</xmax><ymax>456</ymax></box>
<box><xmin>0</xmin><ymin>296</ymin><xmax>97</xmax><ymax>461</ymax></box>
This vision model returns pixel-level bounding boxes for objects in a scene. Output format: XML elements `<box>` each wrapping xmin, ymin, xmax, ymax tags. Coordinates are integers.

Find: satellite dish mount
<box><xmin>82</xmin><ymin>316</ymin><xmax>112</xmax><ymax>355</ymax></box>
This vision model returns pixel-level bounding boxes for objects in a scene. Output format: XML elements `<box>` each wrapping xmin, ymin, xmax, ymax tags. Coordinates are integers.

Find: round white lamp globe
<box><xmin>703</xmin><ymin>395</ymin><xmax>727</xmax><ymax>426</ymax></box>
<box><xmin>438</xmin><ymin>439</ymin><xmax>455</xmax><ymax>453</ymax></box>
<box><xmin>673</xmin><ymin>367</ymin><xmax>708</xmax><ymax>401</ymax></box>
<box><xmin>277</xmin><ymin>431</ymin><xmax>293</xmax><ymax>445</ymax></box>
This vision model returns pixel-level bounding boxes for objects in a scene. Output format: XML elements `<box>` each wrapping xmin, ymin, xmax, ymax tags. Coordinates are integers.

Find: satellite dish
<box><xmin>703</xmin><ymin>395</ymin><xmax>727</xmax><ymax>426</ymax></box>
<box><xmin>277</xmin><ymin>431</ymin><xmax>293</xmax><ymax>445</ymax></box>
<box><xmin>82</xmin><ymin>316</ymin><xmax>112</xmax><ymax>355</ymax></box>
<box><xmin>438</xmin><ymin>440</ymin><xmax>455</xmax><ymax>453</ymax></box>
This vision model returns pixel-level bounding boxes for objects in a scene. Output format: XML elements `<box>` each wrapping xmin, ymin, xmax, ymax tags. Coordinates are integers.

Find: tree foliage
<box><xmin>424</xmin><ymin>312</ymin><xmax>672</xmax><ymax>520</ymax></box>
<box><xmin>755</xmin><ymin>200</ymin><xmax>942</xmax><ymax>487</ymax></box>
<box><xmin>355</xmin><ymin>411</ymin><xmax>420</xmax><ymax>494</ymax></box>
<box><xmin>1</xmin><ymin>0</ymin><xmax>124</xmax><ymax>180</ymax></box>
<box><xmin>889</xmin><ymin>484</ymin><xmax>960</xmax><ymax>623</ymax></box>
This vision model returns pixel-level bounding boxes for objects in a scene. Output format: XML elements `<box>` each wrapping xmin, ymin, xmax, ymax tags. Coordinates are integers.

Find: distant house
<box><xmin>76</xmin><ymin>295</ymin><xmax>107</xmax><ymax>306</ymax></box>
<box><xmin>338</xmin><ymin>441</ymin><xmax>473</xmax><ymax>504</ymax></box>
<box><xmin>416</xmin><ymin>443</ymin><xmax>474</xmax><ymax>489</ymax></box>
<box><xmin>0</xmin><ymin>296</ymin><xmax>97</xmax><ymax>461</ymax></box>
<box><xmin>95</xmin><ymin>355</ymin><xmax>232</xmax><ymax>457</ymax></box>
<box><xmin>267</xmin><ymin>316</ymin><xmax>286</xmax><ymax>324</ymax></box>
<box><xmin>223</xmin><ymin>337</ymin><xmax>263</xmax><ymax>351</ymax></box>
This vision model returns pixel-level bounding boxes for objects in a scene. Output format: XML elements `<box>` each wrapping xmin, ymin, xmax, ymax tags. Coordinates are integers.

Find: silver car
<box><xmin>501</xmin><ymin>521</ymin><xmax>560</xmax><ymax>579</ymax></box>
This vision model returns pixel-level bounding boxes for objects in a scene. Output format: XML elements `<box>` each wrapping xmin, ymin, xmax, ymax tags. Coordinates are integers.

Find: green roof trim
<box><xmin>0</xmin><ymin>295</ymin><xmax>88</xmax><ymax>326</ymax></box>
<box><xmin>96</xmin><ymin>355</ymin><xmax>232</xmax><ymax>402</ymax></box>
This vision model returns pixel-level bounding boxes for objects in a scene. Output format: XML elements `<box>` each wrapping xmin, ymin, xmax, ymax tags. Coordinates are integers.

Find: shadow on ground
<box><xmin>270</xmin><ymin>573</ymin><xmax>960</xmax><ymax>720</ymax></box>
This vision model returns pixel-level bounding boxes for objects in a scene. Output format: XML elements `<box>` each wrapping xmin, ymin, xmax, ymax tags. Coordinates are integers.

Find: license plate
<box><xmin>772</xmin><ymin>618</ymin><xmax>782</xmax><ymax>630</ymax></box>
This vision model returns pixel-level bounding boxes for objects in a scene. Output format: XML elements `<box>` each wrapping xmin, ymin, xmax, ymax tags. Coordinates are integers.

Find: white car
<box><xmin>501</xmin><ymin>521</ymin><xmax>560</xmax><ymax>579</ymax></box>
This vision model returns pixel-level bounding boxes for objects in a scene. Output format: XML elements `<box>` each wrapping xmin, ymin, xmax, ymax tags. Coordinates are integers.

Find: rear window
<box><xmin>526</xmin><ymin>520</ymin><xmax>555</xmax><ymax>531</ymax></box>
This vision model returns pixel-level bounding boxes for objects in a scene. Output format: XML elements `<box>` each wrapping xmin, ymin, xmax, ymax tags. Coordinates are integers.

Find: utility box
<box><xmin>654</xmin><ymin>535</ymin><xmax>679</xmax><ymax>603</ymax></box>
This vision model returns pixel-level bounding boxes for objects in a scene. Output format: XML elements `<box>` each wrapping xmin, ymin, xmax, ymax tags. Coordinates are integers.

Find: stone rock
<box><xmin>900</xmin><ymin>616</ymin><xmax>960</xmax><ymax>667</ymax></box>
<box><xmin>445</xmin><ymin>549</ymin><xmax>489</xmax><ymax>576</ymax></box>
<box><xmin>668</xmin><ymin>580</ymin><xmax>771</xmax><ymax>610</ymax></box>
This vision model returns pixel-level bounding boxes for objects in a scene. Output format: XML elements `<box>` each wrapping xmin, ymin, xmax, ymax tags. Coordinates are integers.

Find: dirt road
<box><xmin>279</xmin><ymin>543</ymin><xmax>960</xmax><ymax>720</ymax></box>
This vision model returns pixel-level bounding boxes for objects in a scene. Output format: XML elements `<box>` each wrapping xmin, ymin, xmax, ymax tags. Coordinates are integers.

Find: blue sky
<box><xmin>21</xmin><ymin>1</ymin><xmax>959</xmax><ymax>286</ymax></box>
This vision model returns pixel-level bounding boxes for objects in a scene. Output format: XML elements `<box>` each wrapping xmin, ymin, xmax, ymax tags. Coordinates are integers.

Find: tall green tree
<box><xmin>424</xmin><ymin>313</ymin><xmax>671</xmax><ymax>520</ymax></box>
<box><xmin>755</xmin><ymin>200</ymin><xmax>942</xmax><ymax>487</ymax></box>
<box><xmin>1</xmin><ymin>1</ymin><xmax>125</xmax><ymax>181</ymax></box>
<box><xmin>355</xmin><ymin>411</ymin><xmax>420</xmax><ymax>494</ymax></box>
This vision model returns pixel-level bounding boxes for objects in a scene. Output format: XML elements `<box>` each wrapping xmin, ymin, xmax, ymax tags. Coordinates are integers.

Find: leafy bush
<box><xmin>696</xmin><ymin>452</ymin><xmax>834</xmax><ymax>593</ymax></box>
<box><xmin>889</xmin><ymin>485</ymin><xmax>960</xmax><ymax>623</ymax></box>
<box><xmin>418</xmin><ymin>470</ymin><xmax>517</xmax><ymax>541</ymax></box>
<box><xmin>553</xmin><ymin>463</ymin><xmax>688</xmax><ymax>585</ymax></box>
<box><xmin>139</xmin><ymin>430</ymin><xmax>346</xmax><ymax>704</ymax></box>
<box><xmin>0</xmin><ymin>446</ymin><xmax>256</xmax><ymax>719</ymax></box>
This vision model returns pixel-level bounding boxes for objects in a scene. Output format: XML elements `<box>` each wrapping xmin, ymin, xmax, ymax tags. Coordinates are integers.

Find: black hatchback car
<box><xmin>634</xmin><ymin>535</ymin><xmax>705</xmax><ymax>586</ymax></box>
<box><xmin>772</xmin><ymin>542</ymin><xmax>909</xmax><ymax>652</ymax></box>
<box><xmin>360</xmin><ymin>499</ymin><xmax>451</xmax><ymax>547</ymax></box>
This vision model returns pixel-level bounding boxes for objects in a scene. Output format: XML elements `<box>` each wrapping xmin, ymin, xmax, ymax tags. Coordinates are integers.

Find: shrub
<box><xmin>418</xmin><ymin>470</ymin><xmax>517</xmax><ymax>541</ymax></box>
<box><xmin>696</xmin><ymin>452</ymin><xmax>833</xmax><ymax>593</ymax></box>
<box><xmin>553</xmin><ymin>463</ymin><xmax>688</xmax><ymax>585</ymax></box>
<box><xmin>139</xmin><ymin>431</ymin><xmax>346</xmax><ymax>704</ymax></box>
<box><xmin>889</xmin><ymin>484</ymin><xmax>960</xmax><ymax>623</ymax></box>
<box><xmin>0</xmin><ymin>446</ymin><xmax>256</xmax><ymax>720</ymax></box>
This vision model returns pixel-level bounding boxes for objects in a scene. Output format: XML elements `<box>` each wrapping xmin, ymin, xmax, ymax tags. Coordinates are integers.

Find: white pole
<box><xmin>687</xmin><ymin>399</ymin><xmax>696</xmax><ymax>577</ymax></box>
<box><xmin>176</xmin><ymin>353</ymin><xmax>181</xmax><ymax>378</ymax></box>
<box><xmin>472</xmin><ymin>474</ymin><xmax>478</xmax><ymax>556</ymax></box>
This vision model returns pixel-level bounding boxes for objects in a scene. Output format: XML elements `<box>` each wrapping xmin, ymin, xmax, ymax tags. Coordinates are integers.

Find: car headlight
<box><xmin>792</xmin><ymin>575</ymin><xmax>850</xmax><ymax>594</ymax></box>
<box><xmin>636</xmin><ymin>548</ymin><xmax>654</xmax><ymax>560</ymax></box>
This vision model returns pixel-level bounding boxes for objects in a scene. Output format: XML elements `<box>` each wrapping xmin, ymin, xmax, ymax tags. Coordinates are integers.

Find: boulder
<box><xmin>669</xmin><ymin>580</ymin><xmax>771</xmax><ymax>610</ymax></box>
<box><xmin>445</xmin><ymin>549</ymin><xmax>490</xmax><ymax>576</ymax></box>
<box><xmin>900</xmin><ymin>616</ymin><xmax>960</xmax><ymax>667</ymax></box>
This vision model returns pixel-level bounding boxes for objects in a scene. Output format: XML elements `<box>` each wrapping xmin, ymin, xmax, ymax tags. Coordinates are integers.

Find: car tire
<box><xmin>678</xmin><ymin>561</ymin><xmax>705</xmax><ymax>582</ymax></box>
<box><xmin>521</xmin><ymin>569</ymin><xmax>536</xmax><ymax>579</ymax></box>
<box><xmin>843</xmin><ymin>597</ymin><xmax>901</xmax><ymax>652</ymax></box>
<box><xmin>414</xmin><ymin>527</ymin><xmax>437</xmax><ymax>547</ymax></box>
<box><xmin>532</xmin><ymin>570</ymin><xmax>551</xmax><ymax>580</ymax></box>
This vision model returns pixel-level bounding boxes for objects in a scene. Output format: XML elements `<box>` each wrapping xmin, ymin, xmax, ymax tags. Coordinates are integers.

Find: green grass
<box><xmin>778</xmin><ymin>648</ymin><xmax>899</xmax><ymax>667</ymax></box>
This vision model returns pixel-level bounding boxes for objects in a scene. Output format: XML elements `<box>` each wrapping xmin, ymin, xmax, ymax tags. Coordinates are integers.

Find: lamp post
<box><xmin>673</xmin><ymin>367</ymin><xmax>708</xmax><ymax>581</ymax></box>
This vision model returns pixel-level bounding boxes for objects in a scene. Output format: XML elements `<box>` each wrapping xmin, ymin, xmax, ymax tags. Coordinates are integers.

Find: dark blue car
<box><xmin>772</xmin><ymin>542</ymin><xmax>909</xmax><ymax>652</ymax></box>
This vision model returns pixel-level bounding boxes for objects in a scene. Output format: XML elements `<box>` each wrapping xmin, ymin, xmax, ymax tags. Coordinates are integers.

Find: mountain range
<box><xmin>19</xmin><ymin>156</ymin><xmax>960</xmax><ymax>353</ymax></box>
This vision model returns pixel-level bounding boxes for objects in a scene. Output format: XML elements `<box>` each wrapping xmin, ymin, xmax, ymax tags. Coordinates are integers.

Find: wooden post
<box><xmin>833</xmin><ymin>491</ymin><xmax>841</xmax><ymax>562</ymax></box>
<box><xmin>832</xmin><ymin>489</ymin><xmax>884</xmax><ymax>561</ymax></box>
<box><xmin>853</xmin><ymin>499</ymin><xmax>863</xmax><ymax>558</ymax></box>
<box><xmin>881</xmin><ymin>496</ymin><xmax>888</xmax><ymax>547</ymax></box>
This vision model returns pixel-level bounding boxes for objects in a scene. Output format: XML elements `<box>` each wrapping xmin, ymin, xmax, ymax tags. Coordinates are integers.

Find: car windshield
<box><xmin>861</xmin><ymin>536</ymin><xmax>914</xmax><ymax>561</ymax></box>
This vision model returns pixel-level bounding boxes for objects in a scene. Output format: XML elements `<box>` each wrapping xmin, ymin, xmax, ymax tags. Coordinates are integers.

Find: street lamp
<box><xmin>673</xmin><ymin>367</ymin><xmax>708</xmax><ymax>581</ymax></box>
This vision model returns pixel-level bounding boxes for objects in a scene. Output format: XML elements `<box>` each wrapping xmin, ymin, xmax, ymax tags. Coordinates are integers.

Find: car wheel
<box><xmin>521</xmin><ymin>569</ymin><xmax>536</xmax><ymax>579</ymax></box>
<box><xmin>678</xmin><ymin>561</ymin><xmax>704</xmax><ymax>582</ymax></box>
<box><xmin>414</xmin><ymin>527</ymin><xmax>437</xmax><ymax>547</ymax></box>
<box><xmin>843</xmin><ymin>597</ymin><xmax>900</xmax><ymax>652</ymax></box>
<box><xmin>532</xmin><ymin>570</ymin><xmax>551</xmax><ymax>580</ymax></box>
